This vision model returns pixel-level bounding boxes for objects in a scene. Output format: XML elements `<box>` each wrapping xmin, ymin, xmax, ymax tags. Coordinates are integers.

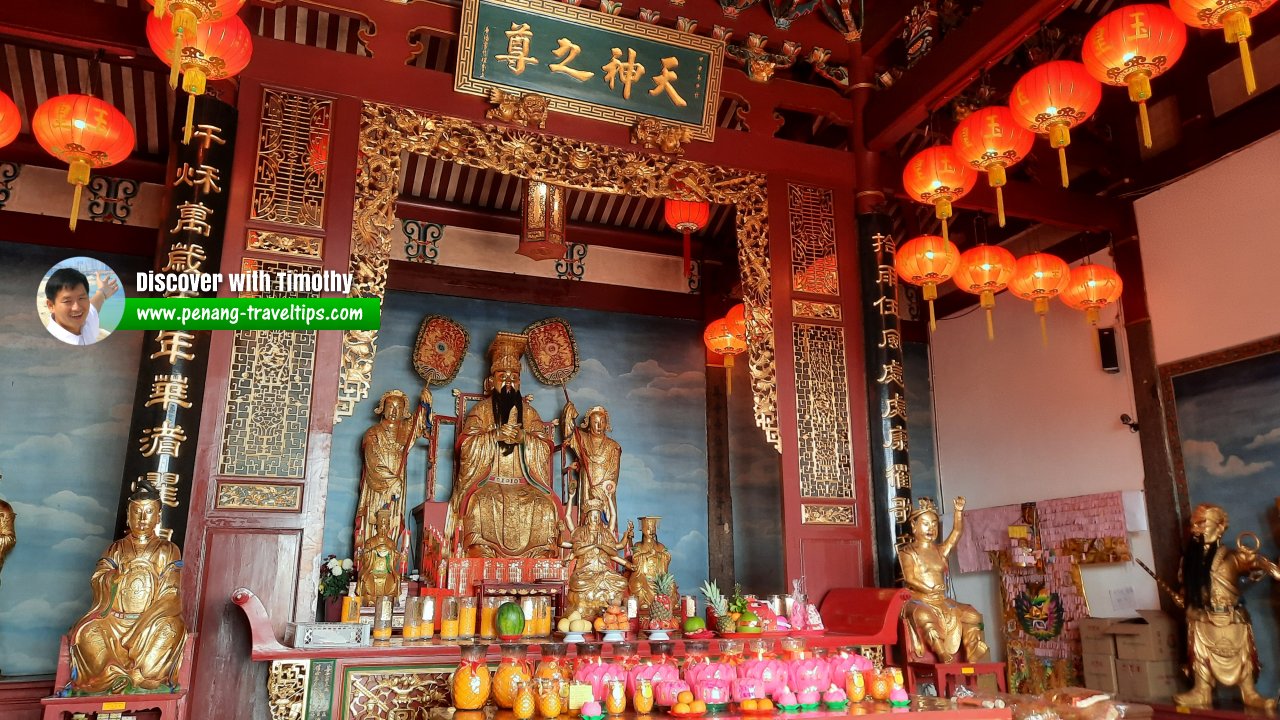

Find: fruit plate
<box><xmin>787</xmin><ymin>629</ymin><xmax>826</xmax><ymax>637</ymax></box>
<box><xmin>555</xmin><ymin>631</ymin><xmax>595</xmax><ymax>643</ymax></box>
<box><xmin>642</xmin><ymin>628</ymin><xmax>680</xmax><ymax>641</ymax></box>
<box><xmin>667</xmin><ymin>711</ymin><xmax>707</xmax><ymax>718</ymax></box>
<box><xmin>682</xmin><ymin>629</ymin><xmax>717</xmax><ymax>640</ymax></box>
<box><xmin>739</xmin><ymin>708</ymin><xmax>777</xmax><ymax>716</ymax></box>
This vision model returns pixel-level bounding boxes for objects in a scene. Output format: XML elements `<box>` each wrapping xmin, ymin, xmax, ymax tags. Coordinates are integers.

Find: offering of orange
<box><xmin>689</xmin><ymin>701</ymin><xmax>707</xmax><ymax>714</ymax></box>
<box><xmin>594</xmin><ymin>605</ymin><xmax>630</xmax><ymax>632</ymax></box>
<box><xmin>741</xmin><ymin>699</ymin><xmax>759</xmax><ymax>712</ymax></box>
<box><xmin>758</xmin><ymin>699</ymin><xmax>774</xmax><ymax>711</ymax></box>
<box><xmin>677</xmin><ymin>691</ymin><xmax>695</xmax><ymax>705</ymax></box>
<box><xmin>673</xmin><ymin>703</ymin><xmax>692</xmax><ymax>715</ymax></box>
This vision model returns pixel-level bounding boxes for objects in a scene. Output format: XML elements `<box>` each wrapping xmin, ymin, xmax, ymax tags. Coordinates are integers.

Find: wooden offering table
<box><xmin>234</xmin><ymin>588</ymin><xmax>931</xmax><ymax>720</ymax></box>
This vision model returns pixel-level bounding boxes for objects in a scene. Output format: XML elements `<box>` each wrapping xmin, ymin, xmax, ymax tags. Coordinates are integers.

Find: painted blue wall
<box><xmin>0</xmin><ymin>241</ymin><xmax>145</xmax><ymax>676</ymax></box>
<box><xmin>322</xmin><ymin>291</ymin><xmax>711</xmax><ymax>598</ymax></box>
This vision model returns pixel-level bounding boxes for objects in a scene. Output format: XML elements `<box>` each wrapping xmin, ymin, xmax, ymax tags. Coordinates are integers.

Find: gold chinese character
<box><xmin>877</xmin><ymin>360</ymin><xmax>904</xmax><ymax>386</ymax></box>
<box><xmin>1126</xmin><ymin>11</ymin><xmax>1150</xmax><ymax>40</ymax></box>
<box><xmin>648</xmin><ymin>57</ymin><xmax>687</xmax><ymax>107</ymax></box>
<box><xmin>602</xmin><ymin>48</ymin><xmax>645</xmax><ymax>100</ymax></box>
<box><xmin>135</xmin><ymin>472</ymin><xmax>181</xmax><ymax>508</ymax></box>
<box><xmin>877</xmin><ymin>329</ymin><xmax>901</xmax><ymax>350</ymax></box>
<box><xmin>174</xmin><ymin>163</ymin><xmax>222</xmax><ymax>194</ymax></box>
<box><xmin>496</xmin><ymin>22</ymin><xmax>539</xmax><ymax>74</ymax></box>
<box><xmin>190</xmin><ymin>124</ymin><xmax>226</xmax><ymax>152</ymax></box>
<box><xmin>549</xmin><ymin>38</ymin><xmax>594</xmax><ymax>81</ymax></box>
<box><xmin>145</xmin><ymin>374</ymin><xmax>192</xmax><ymax>411</ymax></box>
<box><xmin>877</xmin><ymin>264</ymin><xmax>896</xmax><ymax>286</ymax></box>
<box><xmin>891</xmin><ymin>496</ymin><xmax>911</xmax><ymax>523</ymax></box>
<box><xmin>163</xmin><ymin>242</ymin><xmax>207</xmax><ymax>274</ymax></box>
<box><xmin>889</xmin><ymin>464</ymin><xmax>912</xmax><ymax>489</ymax></box>
<box><xmin>151</xmin><ymin>331</ymin><xmax>196</xmax><ymax>364</ymax></box>
<box><xmin>172</xmin><ymin>202</ymin><xmax>214</xmax><ymax>237</ymax></box>
<box><xmin>884</xmin><ymin>425</ymin><xmax>909</xmax><ymax>452</ymax></box>
<box><xmin>871</xmin><ymin>233</ymin><xmax>896</xmax><ymax>254</ymax></box>
<box><xmin>883</xmin><ymin>393</ymin><xmax>908</xmax><ymax>420</ymax></box>
<box><xmin>139</xmin><ymin>420</ymin><xmax>188</xmax><ymax>458</ymax></box>
<box><xmin>873</xmin><ymin>295</ymin><xmax>899</xmax><ymax>317</ymax></box>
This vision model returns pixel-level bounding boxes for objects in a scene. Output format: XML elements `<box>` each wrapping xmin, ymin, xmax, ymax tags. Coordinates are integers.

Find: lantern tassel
<box><xmin>683</xmin><ymin>230</ymin><xmax>691</xmax><ymax>279</ymax></box>
<box><xmin>70</xmin><ymin>183</ymin><xmax>82</xmax><ymax>231</ymax></box>
<box><xmin>170</xmin><ymin>47</ymin><xmax>181</xmax><ymax>89</ymax></box>
<box><xmin>1239</xmin><ymin>37</ymin><xmax>1256</xmax><ymax>95</ymax></box>
<box><xmin>724</xmin><ymin>354</ymin><xmax>733</xmax><ymax>396</ymax></box>
<box><xmin>928</xmin><ymin>299</ymin><xmax>937</xmax><ymax>333</ymax></box>
<box><xmin>1223</xmin><ymin>11</ymin><xmax>1256</xmax><ymax>95</ymax></box>
<box><xmin>995</xmin><ymin>186</ymin><xmax>1006</xmax><ymax>228</ymax></box>
<box><xmin>1049</xmin><ymin>125</ymin><xmax>1071</xmax><ymax>188</ymax></box>
<box><xmin>985</xmin><ymin>308</ymin><xmax>994</xmax><ymax>341</ymax></box>
<box><xmin>184</xmin><ymin>93</ymin><xmax>196</xmax><ymax>144</ymax></box>
<box><xmin>940</xmin><ymin>218</ymin><xmax>949</xmax><ymax>242</ymax></box>
<box><xmin>153</xmin><ymin>0</ymin><xmax>165</xmax><ymax>18</ymax></box>
<box><xmin>1138</xmin><ymin>101</ymin><xmax>1152</xmax><ymax>150</ymax></box>
<box><xmin>1058</xmin><ymin>146</ymin><xmax>1070</xmax><ymax>189</ymax></box>
<box><xmin>1040</xmin><ymin>314</ymin><xmax>1049</xmax><ymax>348</ymax></box>
<box><xmin>67</xmin><ymin>159</ymin><xmax>90</xmax><ymax>232</ymax></box>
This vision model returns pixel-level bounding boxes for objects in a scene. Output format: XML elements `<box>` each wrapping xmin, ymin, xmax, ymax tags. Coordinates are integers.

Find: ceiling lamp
<box><xmin>32</xmin><ymin>94</ymin><xmax>136</xmax><ymax>231</ymax></box>
<box><xmin>665</xmin><ymin>197</ymin><xmax>710</xmax><ymax>279</ymax></box>
<box><xmin>894</xmin><ymin>234</ymin><xmax>960</xmax><ymax>332</ymax></box>
<box><xmin>1008</xmin><ymin>252</ymin><xmax>1071</xmax><ymax>346</ymax></box>
<box><xmin>902</xmin><ymin>145</ymin><xmax>977</xmax><ymax>242</ymax></box>
<box><xmin>952</xmin><ymin>106</ymin><xmax>1035</xmax><ymax>227</ymax></box>
<box><xmin>147</xmin><ymin>14</ymin><xmax>254</xmax><ymax>143</ymax></box>
<box><xmin>1082</xmin><ymin>4</ymin><xmax>1187</xmax><ymax>149</ymax></box>
<box><xmin>1009</xmin><ymin>60</ymin><xmax>1103</xmax><ymax>188</ymax></box>
<box><xmin>0</xmin><ymin>91</ymin><xmax>19</xmax><ymax>149</ymax></box>
<box><xmin>1060</xmin><ymin>263</ymin><xmax>1124</xmax><ymax>326</ymax></box>
<box><xmin>1170</xmin><ymin>0</ymin><xmax>1274</xmax><ymax>95</ymax></box>
<box><xmin>953</xmin><ymin>244</ymin><xmax>1016</xmax><ymax>341</ymax></box>
<box><xmin>704</xmin><ymin>317</ymin><xmax>747</xmax><ymax>393</ymax></box>
<box><xmin>518</xmin><ymin>180</ymin><xmax>568</xmax><ymax>261</ymax></box>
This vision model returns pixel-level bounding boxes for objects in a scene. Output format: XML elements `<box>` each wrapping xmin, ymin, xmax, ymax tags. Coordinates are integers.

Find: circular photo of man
<box><xmin>36</xmin><ymin>257</ymin><xmax>124</xmax><ymax>346</ymax></box>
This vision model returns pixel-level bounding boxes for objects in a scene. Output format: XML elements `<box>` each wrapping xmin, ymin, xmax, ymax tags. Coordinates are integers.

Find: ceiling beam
<box><xmin>0</xmin><ymin>210</ymin><xmax>158</xmax><ymax>258</ymax></box>
<box><xmin>0</xmin><ymin>0</ymin><xmax>149</xmax><ymax>58</ymax></box>
<box><xmin>857</xmin><ymin>0</ymin><xmax>912</xmax><ymax>59</ymax></box>
<box><xmin>0</xmin><ymin>137</ymin><xmax>167</xmax><ymax>185</ymax></box>
<box><xmin>864</xmin><ymin>0</ymin><xmax>1072</xmax><ymax>151</ymax></box>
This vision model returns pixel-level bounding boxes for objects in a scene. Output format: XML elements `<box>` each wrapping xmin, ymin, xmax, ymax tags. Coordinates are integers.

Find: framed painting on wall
<box><xmin>1159</xmin><ymin>333</ymin><xmax>1280</xmax><ymax>697</ymax></box>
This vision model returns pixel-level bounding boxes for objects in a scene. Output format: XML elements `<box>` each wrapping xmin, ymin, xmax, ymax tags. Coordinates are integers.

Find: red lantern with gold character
<box><xmin>1010</xmin><ymin>61</ymin><xmax>1102</xmax><ymax>188</ymax></box>
<box><xmin>0</xmin><ymin>90</ymin><xmax>20</xmax><ymax>149</ymax></box>
<box><xmin>1008</xmin><ymin>252</ymin><xmax>1071</xmax><ymax>346</ymax></box>
<box><xmin>666</xmin><ymin>198</ymin><xmax>710</xmax><ymax>279</ymax></box>
<box><xmin>146</xmin><ymin>0</ymin><xmax>247</xmax><ymax>75</ymax></box>
<box><xmin>894</xmin><ymin>234</ymin><xmax>960</xmax><ymax>332</ymax></box>
<box><xmin>1082</xmin><ymin>4</ymin><xmax>1186</xmax><ymax>149</ymax></box>
<box><xmin>902</xmin><ymin>145</ymin><xmax>977</xmax><ymax>242</ymax></box>
<box><xmin>704</xmin><ymin>317</ymin><xmax>746</xmax><ymax>393</ymax></box>
<box><xmin>952</xmin><ymin>106</ymin><xmax>1035</xmax><ymax>228</ymax></box>
<box><xmin>953</xmin><ymin>244</ymin><xmax>1016</xmax><ymax>341</ymax></box>
<box><xmin>147</xmin><ymin>13</ymin><xmax>253</xmax><ymax>143</ymax></box>
<box><xmin>1060</xmin><ymin>264</ymin><xmax>1124</xmax><ymax>326</ymax></box>
<box><xmin>32</xmin><ymin>94</ymin><xmax>136</xmax><ymax>231</ymax></box>
<box><xmin>1170</xmin><ymin>0</ymin><xmax>1275</xmax><ymax>95</ymax></box>
<box><xmin>725</xmin><ymin>302</ymin><xmax>748</xmax><ymax>340</ymax></box>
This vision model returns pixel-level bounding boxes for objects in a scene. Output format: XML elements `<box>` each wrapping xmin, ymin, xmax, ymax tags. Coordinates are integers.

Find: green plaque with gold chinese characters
<box><xmin>457</xmin><ymin>0</ymin><xmax>724</xmax><ymax>141</ymax></box>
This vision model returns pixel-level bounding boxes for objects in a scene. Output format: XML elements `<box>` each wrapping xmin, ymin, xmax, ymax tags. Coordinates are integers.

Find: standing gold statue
<box><xmin>1173</xmin><ymin>503</ymin><xmax>1280</xmax><ymax>710</ymax></box>
<box><xmin>562</xmin><ymin>403</ymin><xmax>622</xmax><ymax>532</ymax></box>
<box><xmin>450</xmin><ymin>332</ymin><xmax>562</xmax><ymax>558</ymax></box>
<box><xmin>900</xmin><ymin>496</ymin><xmax>990</xmax><ymax>662</ymax></box>
<box><xmin>355</xmin><ymin>388</ymin><xmax>430</xmax><ymax>569</ymax></box>
<box><xmin>356</xmin><ymin>507</ymin><xmax>405</xmax><ymax>601</ymax></box>
<box><xmin>627</xmin><ymin>516</ymin><xmax>672</xmax><ymax>612</ymax></box>
<box><xmin>566</xmin><ymin>502</ymin><xmax>631</xmax><ymax>617</ymax></box>
<box><xmin>68</xmin><ymin>481</ymin><xmax>186</xmax><ymax>693</ymax></box>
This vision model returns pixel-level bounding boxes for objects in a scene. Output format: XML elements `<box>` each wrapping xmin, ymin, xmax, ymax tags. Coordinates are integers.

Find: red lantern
<box><xmin>952</xmin><ymin>107</ymin><xmax>1035</xmax><ymax>227</ymax></box>
<box><xmin>894</xmin><ymin>234</ymin><xmax>960</xmax><ymax>332</ymax></box>
<box><xmin>0</xmin><ymin>90</ymin><xmax>20</xmax><ymax>149</ymax></box>
<box><xmin>665</xmin><ymin>197</ymin><xmax>710</xmax><ymax>279</ymax></box>
<box><xmin>1082</xmin><ymin>5</ymin><xmax>1186</xmax><ymax>149</ymax></box>
<box><xmin>902</xmin><ymin>145</ymin><xmax>977</xmax><ymax>242</ymax></box>
<box><xmin>1008</xmin><ymin>252</ymin><xmax>1071</xmax><ymax>346</ymax></box>
<box><xmin>725</xmin><ymin>302</ymin><xmax>748</xmax><ymax>339</ymax></box>
<box><xmin>1060</xmin><ymin>264</ymin><xmax>1124</xmax><ymax>326</ymax></box>
<box><xmin>146</xmin><ymin>0</ymin><xmax>247</xmax><ymax>79</ymax></box>
<box><xmin>704</xmin><ymin>316</ymin><xmax>746</xmax><ymax>393</ymax></box>
<box><xmin>1170</xmin><ymin>0</ymin><xmax>1275</xmax><ymax>95</ymax></box>
<box><xmin>953</xmin><ymin>244</ymin><xmax>1016</xmax><ymax>340</ymax></box>
<box><xmin>147</xmin><ymin>14</ymin><xmax>253</xmax><ymax>143</ymax></box>
<box><xmin>32</xmin><ymin>94</ymin><xmax>136</xmax><ymax>231</ymax></box>
<box><xmin>1010</xmin><ymin>61</ymin><xmax>1102</xmax><ymax>188</ymax></box>
<box><xmin>518</xmin><ymin>180</ymin><xmax>567</xmax><ymax>260</ymax></box>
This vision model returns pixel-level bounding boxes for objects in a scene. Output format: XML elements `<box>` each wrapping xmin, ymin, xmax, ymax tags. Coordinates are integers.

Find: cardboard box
<box><xmin>1112</xmin><ymin>610</ymin><xmax>1180</xmax><ymax>661</ymax></box>
<box><xmin>1079</xmin><ymin>617</ymin><xmax>1118</xmax><ymax>656</ymax></box>
<box><xmin>1115</xmin><ymin>659</ymin><xmax>1179</xmax><ymax>702</ymax></box>
<box><xmin>1082</xmin><ymin>652</ymin><xmax>1119</xmax><ymax>695</ymax></box>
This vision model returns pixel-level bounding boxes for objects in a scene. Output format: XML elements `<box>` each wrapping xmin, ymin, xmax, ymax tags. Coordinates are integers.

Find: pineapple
<box><xmin>700</xmin><ymin>579</ymin><xmax>736</xmax><ymax>634</ymax></box>
<box><xmin>649</xmin><ymin>573</ymin><xmax>677</xmax><ymax>628</ymax></box>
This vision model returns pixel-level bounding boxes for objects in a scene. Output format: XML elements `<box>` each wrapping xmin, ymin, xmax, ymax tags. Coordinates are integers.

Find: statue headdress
<box><xmin>580</xmin><ymin>405</ymin><xmax>612</xmax><ymax>432</ymax></box>
<box><xmin>130</xmin><ymin>477</ymin><xmax>162</xmax><ymax>504</ymax></box>
<box><xmin>489</xmin><ymin>332</ymin><xmax>528</xmax><ymax>373</ymax></box>
<box><xmin>375</xmin><ymin>389</ymin><xmax>408</xmax><ymax>414</ymax></box>
<box><xmin>908</xmin><ymin>497</ymin><xmax>939</xmax><ymax>522</ymax></box>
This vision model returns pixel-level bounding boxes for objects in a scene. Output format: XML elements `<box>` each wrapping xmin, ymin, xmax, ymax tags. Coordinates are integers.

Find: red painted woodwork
<box><xmin>818</xmin><ymin>587</ymin><xmax>911</xmax><ymax>646</ymax></box>
<box><xmin>0</xmin><ymin>210</ymin><xmax>157</xmax><ymax>257</ymax></box>
<box><xmin>0</xmin><ymin>677</ymin><xmax>52</xmax><ymax>720</ymax></box>
<box><xmin>232</xmin><ymin>587</ymin><xmax>292</xmax><ymax>656</ymax></box>
<box><xmin>41</xmin><ymin>635</ymin><xmax>194</xmax><ymax>720</ymax></box>
<box><xmin>0</xmin><ymin>0</ymin><xmax>151</xmax><ymax>57</ymax></box>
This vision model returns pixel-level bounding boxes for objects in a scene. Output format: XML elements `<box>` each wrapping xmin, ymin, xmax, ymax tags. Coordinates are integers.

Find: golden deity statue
<box><xmin>68</xmin><ymin>481</ymin><xmax>186</xmax><ymax>693</ymax></box>
<box><xmin>1174</xmin><ymin>503</ymin><xmax>1280</xmax><ymax>710</ymax></box>
<box><xmin>899</xmin><ymin>496</ymin><xmax>990</xmax><ymax>663</ymax></box>
<box><xmin>627</xmin><ymin>516</ymin><xmax>672</xmax><ymax>612</ymax></box>
<box><xmin>567</xmin><ymin>502</ymin><xmax>631</xmax><ymax>617</ymax></box>
<box><xmin>450</xmin><ymin>332</ymin><xmax>562</xmax><ymax>558</ymax></box>
<box><xmin>562</xmin><ymin>403</ymin><xmax>622</xmax><ymax>532</ymax></box>
<box><xmin>355</xmin><ymin>387</ymin><xmax>430</xmax><ymax>570</ymax></box>
<box><xmin>356</xmin><ymin>507</ymin><xmax>405</xmax><ymax>601</ymax></box>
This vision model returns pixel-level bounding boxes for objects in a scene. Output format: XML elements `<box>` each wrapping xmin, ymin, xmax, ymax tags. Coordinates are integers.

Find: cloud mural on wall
<box><xmin>1182</xmin><ymin>439</ymin><xmax>1274</xmax><ymax>478</ymax></box>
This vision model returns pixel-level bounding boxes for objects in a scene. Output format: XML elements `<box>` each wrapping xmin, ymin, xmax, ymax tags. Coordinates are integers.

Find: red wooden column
<box><xmin>770</xmin><ymin>171</ymin><xmax>876</xmax><ymax>602</ymax></box>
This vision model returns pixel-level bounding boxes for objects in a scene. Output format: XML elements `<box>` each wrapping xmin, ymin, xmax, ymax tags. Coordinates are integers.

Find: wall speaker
<box><xmin>1098</xmin><ymin>327</ymin><xmax>1120</xmax><ymax>374</ymax></box>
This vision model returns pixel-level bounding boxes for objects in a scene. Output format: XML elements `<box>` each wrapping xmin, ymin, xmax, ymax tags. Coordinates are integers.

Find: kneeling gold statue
<box><xmin>899</xmin><ymin>497</ymin><xmax>990</xmax><ymax>663</ymax></box>
<box><xmin>69</xmin><ymin>481</ymin><xmax>186</xmax><ymax>693</ymax></box>
<box><xmin>1174</xmin><ymin>503</ymin><xmax>1280</xmax><ymax>711</ymax></box>
<box><xmin>566</xmin><ymin>502</ymin><xmax>631</xmax><ymax>618</ymax></box>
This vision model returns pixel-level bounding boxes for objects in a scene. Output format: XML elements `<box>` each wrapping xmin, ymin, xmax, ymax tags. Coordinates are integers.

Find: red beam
<box><xmin>0</xmin><ymin>0</ymin><xmax>149</xmax><ymax>58</ymax></box>
<box><xmin>955</xmin><ymin>181</ymin><xmax>1136</xmax><ymax>236</ymax></box>
<box><xmin>0</xmin><ymin>137</ymin><xmax>166</xmax><ymax>185</ymax></box>
<box><xmin>0</xmin><ymin>210</ymin><xmax>158</xmax><ymax>257</ymax></box>
<box><xmin>858</xmin><ymin>0</ymin><xmax>913</xmax><ymax>59</ymax></box>
<box><xmin>864</xmin><ymin>0</ymin><xmax>1072</xmax><ymax>151</ymax></box>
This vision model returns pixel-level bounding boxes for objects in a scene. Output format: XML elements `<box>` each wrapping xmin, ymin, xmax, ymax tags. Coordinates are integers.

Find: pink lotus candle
<box><xmin>796</xmin><ymin>688</ymin><xmax>821</xmax><ymax>707</ymax></box>
<box><xmin>827</xmin><ymin>652</ymin><xmax>873</xmax><ymax>684</ymax></box>
<box><xmin>627</xmin><ymin>661</ymin><xmax>679</xmax><ymax>696</ymax></box>
<box><xmin>685</xmin><ymin>661</ymin><xmax>735</xmax><ymax>687</ymax></box>
<box><xmin>732</xmin><ymin>678</ymin><xmax>764</xmax><ymax>702</ymax></box>
<box><xmin>695</xmin><ymin>680</ymin><xmax>730</xmax><ymax>705</ymax></box>
<box><xmin>574</xmin><ymin>662</ymin><xmax>627</xmax><ymax>701</ymax></box>
<box><xmin>823</xmin><ymin>687</ymin><xmax>847</xmax><ymax>705</ymax></box>
<box><xmin>889</xmin><ymin>686</ymin><xmax>909</xmax><ymax>707</ymax></box>
<box><xmin>741</xmin><ymin>659</ymin><xmax>789</xmax><ymax>696</ymax></box>
<box><xmin>581</xmin><ymin>700</ymin><xmax>603</xmax><ymax>717</ymax></box>
<box><xmin>786</xmin><ymin>657</ymin><xmax>830</xmax><ymax>692</ymax></box>
<box><xmin>774</xmin><ymin>689</ymin><xmax>797</xmax><ymax>707</ymax></box>
<box><xmin>653</xmin><ymin>680</ymin><xmax>690</xmax><ymax>707</ymax></box>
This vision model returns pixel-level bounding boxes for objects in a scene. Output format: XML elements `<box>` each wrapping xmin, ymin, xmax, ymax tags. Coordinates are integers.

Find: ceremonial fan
<box><xmin>412</xmin><ymin>314</ymin><xmax>469</xmax><ymax>562</ymax></box>
<box><xmin>522</xmin><ymin>317</ymin><xmax>587</xmax><ymax>524</ymax></box>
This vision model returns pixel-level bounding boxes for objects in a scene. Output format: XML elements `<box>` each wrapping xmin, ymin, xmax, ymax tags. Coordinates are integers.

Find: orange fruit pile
<box><xmin>593</xmin><ymin>606</ymin><xmax>629</xmax><ymax>631</ymax></box>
